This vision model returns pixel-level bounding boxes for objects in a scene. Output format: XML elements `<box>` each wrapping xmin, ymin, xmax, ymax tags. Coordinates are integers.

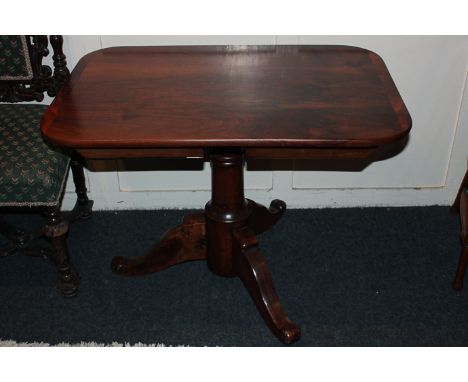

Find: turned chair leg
<box><xmin>66</xmin><ymin>159</ymin><xmax>93</xmax><ymax>221</ymax></box>
<box><xmin>71</xmin><ymin>159</ymin><xmax>89</xmax><ymax>206</ymax></box>
<box><xmin>43</xmin><ymin>208</ymin><xmax>79</xmax><ymax>298</ymax></box>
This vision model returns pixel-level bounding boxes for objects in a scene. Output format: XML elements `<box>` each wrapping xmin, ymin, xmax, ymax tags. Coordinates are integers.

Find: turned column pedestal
<box><xmin>111</xmin><ymin>148</ymin><xmax>300</xmax><ymax>344</ymax></box>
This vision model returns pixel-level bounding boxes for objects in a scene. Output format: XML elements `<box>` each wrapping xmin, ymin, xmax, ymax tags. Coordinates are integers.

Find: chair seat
<box><xmin>0</xmin><ymin>104</ymin><xmax>70</xmax><ymax>207</ymax></box>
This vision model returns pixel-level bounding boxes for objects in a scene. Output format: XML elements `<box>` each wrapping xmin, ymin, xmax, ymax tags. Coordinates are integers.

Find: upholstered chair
<box><xmin>0</xmin><ymin>35</ymin><xmax>93</xmax><ymax>297</ymax></box>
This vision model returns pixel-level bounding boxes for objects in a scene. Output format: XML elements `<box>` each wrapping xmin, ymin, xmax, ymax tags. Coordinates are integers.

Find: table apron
<box><xmin>76</xmin><ymin>147</ymin><xmax>378</xmax><ymax>160</ymax></box>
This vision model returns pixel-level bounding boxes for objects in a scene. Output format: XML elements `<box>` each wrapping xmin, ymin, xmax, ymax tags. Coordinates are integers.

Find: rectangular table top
<box><xmin>41</xmin><ymin>45</ymin><xmax>411</xmax><ymax>151</ymax></box>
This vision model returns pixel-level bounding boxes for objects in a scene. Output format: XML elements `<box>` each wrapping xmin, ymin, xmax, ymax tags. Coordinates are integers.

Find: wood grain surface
<box><xmin>41</xmin><ymin>45</ymin><xmax>411</xmax><ymax>151</ymax></box>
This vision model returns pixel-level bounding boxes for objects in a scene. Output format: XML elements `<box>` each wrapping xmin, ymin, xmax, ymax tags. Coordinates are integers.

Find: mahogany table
<box><xmin>41</xmin><ymin>45</ymin><xmax>411</xmax><ymax>344</ymax></box>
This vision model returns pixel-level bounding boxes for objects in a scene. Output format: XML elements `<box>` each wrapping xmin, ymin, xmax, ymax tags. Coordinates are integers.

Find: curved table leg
<box><xmin>452</xmin><ymin>247</ymin><xmax>468</xmax><ymax>291</ymax></box>
<box><xmin>234</xmin><ymin>226</ymin><xmax>301</xmax><ymax>344</ymax></box>
<box><xmin>111</xmin><ymin>213</ymin><xmax>206</xmax><ymax>276</ymax></box>
<box><xmin>247</xmin><ymin>199</ymin><xmax>286</xmax><ymax>235</ymax></box>
<box><xmin>452</xmin><ymin>188</ymin><xmax>468</xmax><ymax>290</ymax></box>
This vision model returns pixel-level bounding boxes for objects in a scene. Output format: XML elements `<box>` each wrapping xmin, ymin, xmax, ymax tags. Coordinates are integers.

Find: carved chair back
<box><xmin>0</xmin><ymin>35</ymin><xmax>69</xmax><ymax>103</ymax></box>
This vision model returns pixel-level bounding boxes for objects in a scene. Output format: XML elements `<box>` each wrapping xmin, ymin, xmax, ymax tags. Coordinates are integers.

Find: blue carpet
<box><xmin>0</xmin><ymin>207</ymin><xmax>466</xmax><ymax>346</ymax></box>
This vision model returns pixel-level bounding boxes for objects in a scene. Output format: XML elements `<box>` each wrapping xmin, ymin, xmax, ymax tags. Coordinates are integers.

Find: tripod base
<box><xmin>111</xmin><ymin>149</ymin><xmax>300</xmax><ymax>344</ymax></box>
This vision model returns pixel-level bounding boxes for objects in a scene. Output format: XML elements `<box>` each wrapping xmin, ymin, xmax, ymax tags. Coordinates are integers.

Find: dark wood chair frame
<box><xmin>451</xmin><ymin>161</ymin><xmax>468</xmax><ymax>290</ymax></box>
<box><xmin>0</xmin><ymin>35</ymin><xmax>93</xmax><ymax>297</ymax></box>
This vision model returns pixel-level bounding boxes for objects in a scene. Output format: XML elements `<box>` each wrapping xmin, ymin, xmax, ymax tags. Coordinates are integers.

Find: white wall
<box><xmin>58</xmin><ymin>35</ymin><xmax>468</xmax><ymax>210</ymax></box>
